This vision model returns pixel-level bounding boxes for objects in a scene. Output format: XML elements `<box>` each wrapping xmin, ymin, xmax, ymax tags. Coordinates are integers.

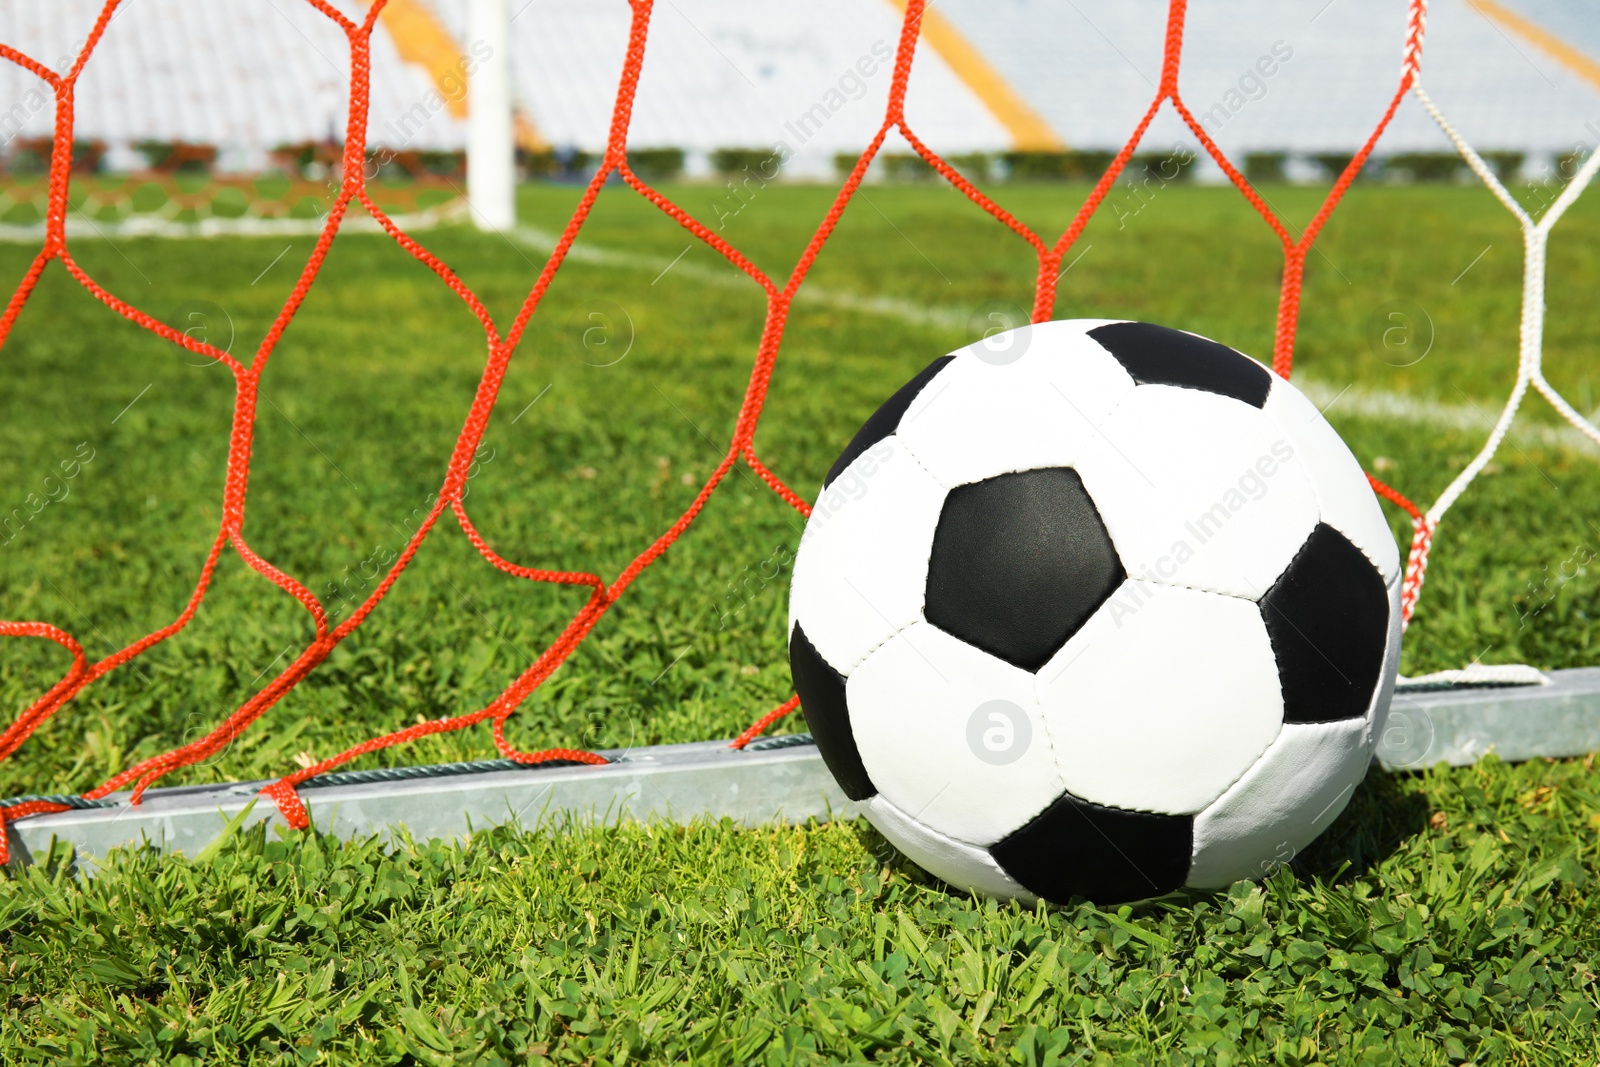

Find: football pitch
<box><xmin>2</xmin><ymin>181</ymin><xmax>1599</xmax><ymax>1064</ymax></box>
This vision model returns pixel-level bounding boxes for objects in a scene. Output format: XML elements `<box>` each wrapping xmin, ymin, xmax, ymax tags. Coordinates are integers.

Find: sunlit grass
<box><xmin>0</xmin><ymin>181</ymin><xmax>1597</xmax><ymax>1064</ymax></box>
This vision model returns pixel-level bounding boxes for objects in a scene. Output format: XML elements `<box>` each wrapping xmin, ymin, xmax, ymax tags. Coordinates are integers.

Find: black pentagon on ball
<box><xmin>1089</xmin><ymin>321</ymin><xmax>1271</xmax><ymax>409</ymax></box>
<box><xmin>824</xmin><ymin>356</ymin><xmax>954</xmax><ymax>489</ymax></box>
<box><xmin>788</xmin><ymin>623</ymin><xmax>876</xmax><ymax>801</ymax></box>
<box><xmin>991</xmin><ymin>792</ymin><xmax>1193</xmax><ymax>904</ymax></box>
<box><xmin>924</xmin><ymin>467</ymin><xmax>1124</xmax><ymax>673</ymax></box>
<box><xmin>1260</xmin><ymin>522</ymin><xmax>1390</xmax><ymax>723</ymax></box>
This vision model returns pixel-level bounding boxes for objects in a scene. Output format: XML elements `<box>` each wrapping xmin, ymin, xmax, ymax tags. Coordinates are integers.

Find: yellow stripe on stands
<box><xmin>1467</xmin><ymin>0</ymin><xmax>1600</xmax><ymax>91</ymax></box>
<box><xmin>367</xmin><ymin>0</ymin><xmax>471</xmax><ymax>120</ymax></box>
<box><xmin>883</xmin><ymin>0</ymin><xmax>1064</xmax><ymax>149</ymax></box>
<box><xmin>364</xmin><ymin>0</ymin><xmax>547</xmax><ymax>149</ymax></box>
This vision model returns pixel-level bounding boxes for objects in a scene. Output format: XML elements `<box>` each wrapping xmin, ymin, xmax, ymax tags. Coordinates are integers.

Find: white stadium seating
<box><xmin>931</xmin><ymin>0</ymin><xmax>1600</xmax><ymax>160</ymax></box>
<box><xmin>416</xmin><ymin>0</ymin><xmax>1007</xmax><ymax>177</ymax></box>
<box><xmin>0</xmin><ymin>0</ymin><xmax>467</xmax><ymax>170</ymax></box>
<box><xmin>1</xmin><ymin>0</ymin><xmax>1597</xmax><ymax>177</ymax></box>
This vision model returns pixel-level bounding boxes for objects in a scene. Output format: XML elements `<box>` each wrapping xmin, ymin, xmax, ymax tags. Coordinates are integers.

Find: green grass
<box><xmin>3</xmin><ymin>756</ymin><xmax>1598</xmax><ymax>1065</ymax></box>
<box><xmin>1</xmin><ymin>182</ymin><xmax>1598</xmax><ymax>1064</ymax></box>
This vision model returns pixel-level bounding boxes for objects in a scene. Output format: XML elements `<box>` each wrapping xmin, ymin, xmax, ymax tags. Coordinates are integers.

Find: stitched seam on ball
<box><xmin>1091</xmin><ymin>579</ymin><xmax>1288</xmax><ymax>816</ymax></box>
<box><xmin>1194</xmin><ymin>719</ymin><xmax>1288</xmax><ymax>826</ymax></box>
<box><xmin>1071</xmin><ymin>380</ymin><xmax>1144</xmax><ymax>570</ymax></box>
<box><xmin>1030</xmin><ymin>664</ymin><xmax>1069</xmax><ymax>800</ymax></box>
<box><xmin>897</xmin><ymin>440</ymin><xmax>943</xmax><ymax>665</ymax></box>
<box><xmin>880</xmin><ymin>792</ymin><xmax>994</xmax><ymax>853</ymax></box>
<box><xmin>829</xmin><ymin>438</ymin><xmax>943</xmax><ymax>675</ymax></box>
<box><xmin>1025</xmin><ymin>362</ymin><xmax>1127</xmax><ymax>803</ymax></box>
<box><xmin>886</xmin><ymin>437</ymin><xmax>945</xmax><ymax>620</ymax></box>
<box><xmin>895</xmin><ymin>433</ymin><xmax>1073</xmax><ymax>799</ymax></box>
<box><xmin>1128</xmin><ymin>573</ymin><xmax>1265</xmax><ymax>603</ymax></box>
<box><xmin>1208</xmin><ymin>719</ymin><xmax>1369</xmax><ymax>833</ymax></box>
<box><xmin>1060</xmin><ymin>721</ymin><xmax>1283</xmax><ymax>819</ymax></box>
<box><xmin>1260</xmin><ymin>396</ymin><xmax>1400</xmax><ymax>583</ymax></box>
<box><xmin>1363</xmin><ymin>534</ymin><xmax>1402</xmax><ymax>584</ymax></box>
<box><xmin>845</xmin><ymin>624</ymin><xmax>916</xmax><ymax>675</ymax></box>
<box><xmin>1085</xmin><ymin>375</ymin><xmax>1140</xmax><ymax>444</ymax></box>
<box><xmin>894</xmin><ymin>433</ymin><xmax>949</xmax><ymax>493</ymax></box>
<box><xmin>1320</xmin><ymin>523</ymin><xmax>1399</xmax><ymax>584</ymax></box>
<box><xmin>1362</xmin><ymin>584</ymin><xmax>1404</xmax><ymax>748</ymax></box>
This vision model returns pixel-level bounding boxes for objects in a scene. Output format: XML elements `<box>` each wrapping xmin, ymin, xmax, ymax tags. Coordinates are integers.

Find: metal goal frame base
<box><xmin>8</xmin><ymin>668</ymin><xmax>1600</xmax><ymax>872</ymax></box>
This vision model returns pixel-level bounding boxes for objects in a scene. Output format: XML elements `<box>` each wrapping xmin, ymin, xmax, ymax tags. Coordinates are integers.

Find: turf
<box><xmin>1</xmin><ymin>180</ymin><xmax>1598</xmax><ymax>1064</ymax></box>
<box><xmin>4</xmin><ymin>755</ymin><xmax>1598</xmax><ymax>1065</ymax></box>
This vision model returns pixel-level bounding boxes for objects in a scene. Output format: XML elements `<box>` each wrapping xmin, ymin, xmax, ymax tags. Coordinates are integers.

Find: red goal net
<box><xmin>4</xmin><ymin>0</ymin><xmax>1595</xmax><ymax>859</ymax></box>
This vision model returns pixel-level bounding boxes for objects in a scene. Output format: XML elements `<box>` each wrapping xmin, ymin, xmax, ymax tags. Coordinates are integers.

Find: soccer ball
<box><xmin>787</xmin><ymin>319</ymin><xmax>1401</xmax><ymax>904</ymax></box>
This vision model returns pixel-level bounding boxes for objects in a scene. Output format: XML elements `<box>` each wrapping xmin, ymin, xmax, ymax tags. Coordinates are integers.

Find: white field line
<box><xmin>0</xmin><ymin>200</ymin><xmax>469</xmax><ymax>242</ymax></box>
<box><xmin>1296</xmin><ymin>381</ymin><xmax>1600</xmax><ymax>455</ymax></box>
<box><xmin>506</xmin><ymin>225</ymin><xmax>971</xmax><ymax>331</ymax></box>
<box><xmin>7</xmin><ymin>216</ymin><xmax>1594</xmax><ymax>456</ymax></box>
<box><xmin>510</xmin><ymin>226</ymin><xmax>1600</xmax><ymax>456</ymax></box>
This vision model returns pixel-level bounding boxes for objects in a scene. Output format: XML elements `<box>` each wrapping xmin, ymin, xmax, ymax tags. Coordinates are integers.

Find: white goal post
<box><xmin>467</xmin><ymin>0</ymin><xmax>516</xmax><ymax>231</ymax></box>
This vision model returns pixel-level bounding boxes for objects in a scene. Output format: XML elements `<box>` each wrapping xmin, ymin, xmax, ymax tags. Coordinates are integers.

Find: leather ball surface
<box><xmin>787</xmin><ymin>319</ymin><xmax>1402</xmax><ymax>904</ymax></box>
